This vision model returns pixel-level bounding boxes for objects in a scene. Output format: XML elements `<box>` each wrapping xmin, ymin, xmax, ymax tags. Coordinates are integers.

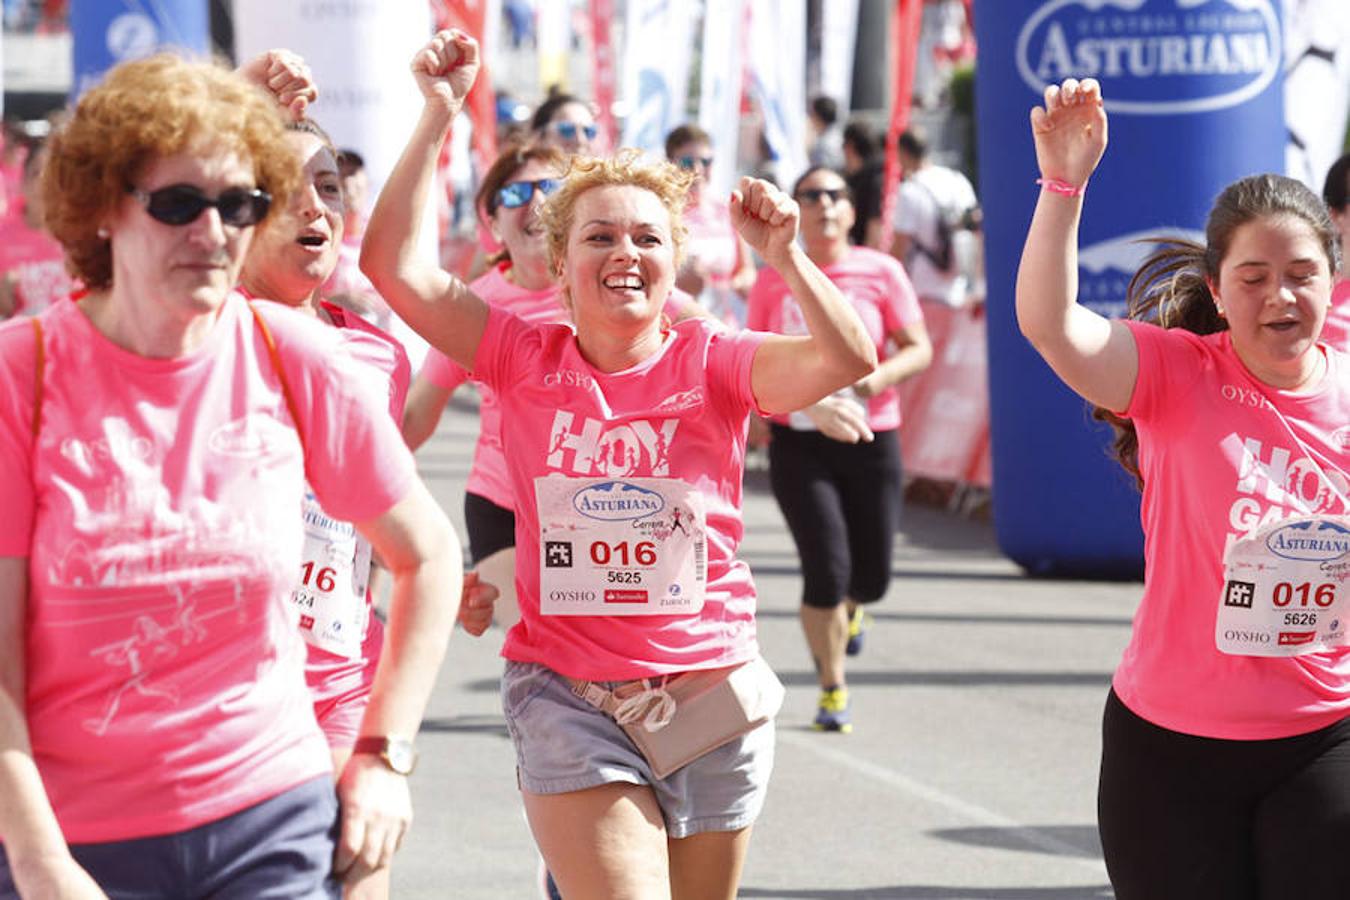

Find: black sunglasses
<box><xmin>128</xmin><ymin>184</ymin><xmax>272</xmax><ymax>227</ymax></box>
<box><xmin>676</xmin><ymin>155</ymin><xmax>714</xmax><ymax>171</ymax></box>
<box><xmin>496</xmin><ymin>178</ymin><xmax>563</xmax><ymax>210</ymax></box>
<box><xmin>796</xmin><ymin>188</ymin><xmax>850</xmax><ymax>205</ymax></box>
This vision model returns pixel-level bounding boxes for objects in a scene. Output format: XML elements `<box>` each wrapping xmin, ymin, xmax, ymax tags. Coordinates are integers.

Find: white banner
<box><xmin>1283</xmin><ymin>0</ymin><xmax>1350</xmax><ymax>192</ymax></box>
<box><xmin>537</xmin><ymin>0</ymin><xmax>570</xmax><ymax>90</ymax></box>
<box><xmin>819</xmin><ymin>0</ymin><xmax>859</xmax><ymax>113</ymax></box>
<box><xmin>233</xmin><ymin>0</ymin><xmax>435</xmax><ymax>366</ymax></box>
<box><xmin>620</xmin><ymin>0</ymin><xmax>697</xmax><ymax>155</ymax></box>
<box><xmin>698</xmin><ymin>0</ymin><xmax>746</xmax><ymax>199</ymax></box>
<box><xmin>747</xmin><ymin>0</ymin><xmax>808</xmax><ymax>190</ymax></box>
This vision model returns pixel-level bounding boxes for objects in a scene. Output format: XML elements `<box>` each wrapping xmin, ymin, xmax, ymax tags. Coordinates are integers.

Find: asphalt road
<box><xmin>391</xmin><ymin>391</ymin><xmax>1137</xmax><ymax>899</ymax></box>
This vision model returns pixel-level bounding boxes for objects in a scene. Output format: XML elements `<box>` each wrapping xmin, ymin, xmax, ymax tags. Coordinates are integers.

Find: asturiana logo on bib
<box><xmin>573</xmin><ymin>481</ymin><xmax>666</xmax><ymax>521</ymax></box>
<box><xmin>1016</xmin><ymin>0</ymin><xmax>1281</xmax><ymax>115</ymax></box>
<box><xmin>1266</xmin><ymin>520</ymin><xmax>1350</xmax><ymax>562</ymax></box>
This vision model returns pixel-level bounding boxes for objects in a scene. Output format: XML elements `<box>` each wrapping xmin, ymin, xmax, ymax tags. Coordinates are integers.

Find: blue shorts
<box><xmin>501</xmin><ymin>660</ymin><xmax>775</xmax><ymax>839</ymax></box>
<box><xmin>0</xmin><ymin>776</ymin><xmax>340</xmax><ymax>899</ymax></box>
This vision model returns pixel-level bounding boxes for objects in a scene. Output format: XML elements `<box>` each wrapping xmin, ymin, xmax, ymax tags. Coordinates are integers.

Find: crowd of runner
<box><xmin>1</xmin><ymin>27</ymin><xmax>1349</xmax><ymax>900</ymax></box>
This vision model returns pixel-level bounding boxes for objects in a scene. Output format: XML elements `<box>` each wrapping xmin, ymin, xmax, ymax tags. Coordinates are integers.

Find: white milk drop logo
<box><xmin>1076</xmin><ymin>228</ymin><xmax>1204</xmax><ymax>317</ymax></box>
<box><xmin>1016</xmin><ymin>0</ymin><xmax>1282</xmax><ymax>115</ymax></box>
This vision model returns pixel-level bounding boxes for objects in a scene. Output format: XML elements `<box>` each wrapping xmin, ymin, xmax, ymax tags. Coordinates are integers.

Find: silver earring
<box><xmin>97</xmin><ymin>228</ymin><xmax>110</xmax><ymax>240</ymax></box>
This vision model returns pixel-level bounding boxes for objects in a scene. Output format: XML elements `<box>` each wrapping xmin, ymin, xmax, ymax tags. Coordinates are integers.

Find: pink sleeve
<box><xmin>419</xmin><ymin>347</ymin><xmax>471</xmax><ymax>393</ymax></box>
<box><xmin>1122</xmin><ymin>319</ymin><xmax>1202</xmax><ymax>426</ymax></box>
<box><xmin>471</xmin><ymin>305</ymin><xmax>536</xmax><ymax>395</ymax></box>
<box><xmin>0</xmin><ymin>319</ymin><xmax>36</xmax><ymax>556</ymax></box>
<box><xmin>258</xmin><ymin>305</ymin><xmax>419</xmax><ymax>524</ymax></box>
<box><xmin>707</xmin><ymin>326</ymin><xmax>768</xmax><ymax>419</ymax></box>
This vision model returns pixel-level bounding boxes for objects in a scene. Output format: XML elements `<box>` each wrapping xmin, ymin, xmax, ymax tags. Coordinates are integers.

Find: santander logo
<box><xmin>1015</xmin><ymin>0</ymin><xmax>1282</xmax><ymax>116</ymax></box>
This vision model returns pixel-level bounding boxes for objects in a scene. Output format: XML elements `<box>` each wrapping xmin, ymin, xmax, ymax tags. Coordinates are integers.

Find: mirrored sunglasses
<box><xmin>496</xmin><ymin>178</ymin><xmax>563</xmax><ymax>210</ymax></box>
<box><xmin>128</xmin><ymin>183</ymin><xmax>272</xmax><ymax>227</ymax></box>
<box><xmin>676</xmin><ymin>155</ymin><xmax>714</xmax><ymax>171</ymax></box>
<box><xmin>796</xmin><ymin>187</ymin><xmax>850</xmax><ymax>205</ymax></box>
<box><xmin>551</xmin><ymin>121</ymin><xmax>599</xmax><ymax>142</ymax></box>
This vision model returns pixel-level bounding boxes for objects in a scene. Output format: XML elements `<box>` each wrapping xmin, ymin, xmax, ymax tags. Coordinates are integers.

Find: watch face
<box><xmin>384</xmin><ymin>739</ymin><xmax>417</xmax><ymax>775</ymax></box>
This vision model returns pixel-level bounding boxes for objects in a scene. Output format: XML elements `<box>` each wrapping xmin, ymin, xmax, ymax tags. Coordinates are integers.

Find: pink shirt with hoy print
<box><xmin>746</xmin><ymin>246</ymin><xmax>922</xmax><ymax>432</ymax></box>
<box><xmin>472</xmin><ymin>307</ymin><xmax>767</xmax><ymax>680</ymax></box>
<box><xmin>1116</xmin><ymin>320</ymin><xmax>1350</xmax><ymax>740</ymax></box>
<box><xmin>0</xmin><ymin>295</ymin><xmax>417</xmax><ymax>842</ymax></box>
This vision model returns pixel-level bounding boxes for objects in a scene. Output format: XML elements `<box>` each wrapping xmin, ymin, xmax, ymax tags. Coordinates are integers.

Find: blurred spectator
<box><xmin>1321</xmin><ymin>151</ymin><xmax>1350</xmax><ymax>350</ymax></box>
<box><xmin>807</xmin><ymin>95</ymin><xmax>845</xmax><ymax>170</ymax></box>
<box><xmin>665</xmin><ymin>123</ymin><xmax>756</xmax><ymax>326</ymax></box>
<box><xmin>841</xmin><ymin>121</ymin><xmax>886</xmax><ymax>249</ymax></box>
<box><xmin>889</xmin><ymin>127</ymin><xmax>978</xmax><ymax>309</ymax></box>
<box><xmin>0</xmin><ymin>139</ymin><xmax>76</xmax><ymax>318</ymax></box>
<box><xmin>530</xmin><ymin>92</ymin><xmax>600</xmax><ymax>157</ymax></box>
<box><xmin>0</xmin><ymin>122</ymin><xmax>30</xmax><ymax>222</ymax></box>
<box><xmin>322</xmin><ymin>148</ymin><xmax>392</xmax><ymax>327</ymax></box>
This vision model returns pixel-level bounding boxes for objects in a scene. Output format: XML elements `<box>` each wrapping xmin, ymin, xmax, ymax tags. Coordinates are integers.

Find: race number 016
<box><xmin>589</xmin><ymin>540</ymin><xmax>657</xmax><ymax>567</ymax></box>
<box><xmin>1272</xmin><ymin>582</ymin><xmax>1335</xmax><ymax>607</ymax></box>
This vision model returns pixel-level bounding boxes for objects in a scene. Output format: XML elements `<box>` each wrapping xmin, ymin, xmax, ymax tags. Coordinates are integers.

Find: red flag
<box><xmin>432</xmin><ymin>0</ymin><xmax>499</xmax><ymax>175</ymax></box>
<box><xmin>881</xmin><ymin>0</ymin><xmax>924</xmax><ymax>230</ymax></box>
<box><xmin>589</xmin><ymin>0</ymin><xmax>619</xmax><ymax>152</ymax></box>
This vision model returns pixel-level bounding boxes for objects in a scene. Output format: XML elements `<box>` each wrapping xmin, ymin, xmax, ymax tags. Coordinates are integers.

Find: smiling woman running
<box><xmin>361</xmin><ymin>30</ymin><xmax>877</xmax><ymax>900</ymax></box>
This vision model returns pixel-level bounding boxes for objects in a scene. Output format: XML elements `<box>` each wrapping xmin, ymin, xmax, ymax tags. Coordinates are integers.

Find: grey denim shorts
<box><xmin>500</xmin><ymin>659</ymin><xmax>776</xmax><ymax>839</ymax></box>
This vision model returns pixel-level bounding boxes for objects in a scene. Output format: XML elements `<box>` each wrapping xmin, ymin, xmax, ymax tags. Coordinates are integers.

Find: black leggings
<box><xmin>1098</xmin><ymin>689</ymin><xmax>1350</xmax><ymax>900</ymax></box>
<box><xmin>767</xmin><ymin>425</ymin><xmax>902</xmax><ymax>608</ymax></box>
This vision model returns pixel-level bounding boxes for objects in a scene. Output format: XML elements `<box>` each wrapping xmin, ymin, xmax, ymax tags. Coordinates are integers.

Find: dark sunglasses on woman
<box><xmin>128</xmin><ymin>184</ymin><xmax>272</xmax><ymax>227</ymax></box>
<box><xmin>796</xmin><ymin>188</ymin><xmax>850</xmax><ymax>205</ymax></box>
<box><xmin>496</xmin><ymin>178</ymin><xmax>563</xmax><ymax>210</ymax></box>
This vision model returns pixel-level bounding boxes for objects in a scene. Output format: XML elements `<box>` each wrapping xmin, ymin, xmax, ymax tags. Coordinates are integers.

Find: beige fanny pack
<box><xmin>570</xmin><ymin>655</ymin><xmax>784</xmax><ymax>779</ymax></box>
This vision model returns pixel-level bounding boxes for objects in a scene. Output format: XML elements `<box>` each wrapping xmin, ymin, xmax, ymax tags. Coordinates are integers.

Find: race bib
<box><xmin>536</xmin><ymin>476</ymin><xmax>707</xmax><ymax>616</ymax></box>
<box><xmin>290</xmin><ymin>488</ymin><xmax>372</xmax><ymax>658</ymax></box>
<box><xmin>1216</xmin><ymin>515</ymin><xmax>1350</xmax><ymax>657</ymax></box>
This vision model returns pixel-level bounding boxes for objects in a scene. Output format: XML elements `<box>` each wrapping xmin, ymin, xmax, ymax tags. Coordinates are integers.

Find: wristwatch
<box><xmin>352</xmin><ymin>735</ymin><xmax>419</xmax><ymax>775</ymax></box>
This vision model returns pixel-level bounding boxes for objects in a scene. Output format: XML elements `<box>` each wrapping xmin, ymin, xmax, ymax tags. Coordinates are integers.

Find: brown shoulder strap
<box><xmin>247</xmin><ymin>302</ymin><xmax>308</xmax><ymax>457</ymax></box>
<box><xmin>31</xmin><ymin>317</ymin><xmax>45</xmax><ymax>440</ymax></box>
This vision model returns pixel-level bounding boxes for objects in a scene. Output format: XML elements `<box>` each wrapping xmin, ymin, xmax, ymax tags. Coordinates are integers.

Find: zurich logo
<box><xmin>1016</xmin><ymin>0</ymin><xmax>1282</xmax><ymax>115</ymax></box>
<box><xmin>1266</xmin><ymin>520</ymin><xmax>1350</xmax><ymax>562</ymax></box>
<box><xmin>573</xmin><ymin>481</ymin><xmax>666</xmax><ymax>522</ymax></box>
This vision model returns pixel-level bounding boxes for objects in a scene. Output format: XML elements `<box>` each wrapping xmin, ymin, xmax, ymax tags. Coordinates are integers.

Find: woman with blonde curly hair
<box><xmin>0</xmin><ymin>52</ymin><xmax>463</xmax><ymax>898</ymax></box>
<box><xmin>362</xmin><ymin>30</ymin><xmax>877</xmax><ymax>898</ymax></box>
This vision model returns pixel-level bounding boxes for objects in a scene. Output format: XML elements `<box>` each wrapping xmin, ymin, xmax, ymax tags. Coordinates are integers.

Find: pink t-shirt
<box><xmin>473</xmin><ymin>307</ymin><xmax>767</xmax><ymax>680</ymax></box>
<box><xmin>0</xmin><ymin>219</ymin><xmax>76</xmax><ymax>316</ymax></box>
<box><xmin>1320</xmin><ymin>278</ymin><xmax>1350</xmax><ymax>353</ymax></box>
<box><xmin>1115</xmin><ymin>320</ymin><xmax>1350</xmax><ymax>740</ymax></box>
<box><xmin>0</xmin><ymin>294</ymin><xmax>417</xmax><ymax>842</ymax></box>
<box><xmin>421</xmin><ymin>265</ymin><xmax>567</xmax><ymax>512</ymax></box>
<box><xmin>746</xmin><ymin>246</ymin><xmax>922</xmax><ymax>432</ymax></box>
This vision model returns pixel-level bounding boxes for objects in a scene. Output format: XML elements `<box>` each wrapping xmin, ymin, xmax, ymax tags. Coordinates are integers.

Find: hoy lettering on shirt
<box><xmin>545</xmin><ymin>411</ymin><xmax>678</xmax><ymax>476</ymax></box>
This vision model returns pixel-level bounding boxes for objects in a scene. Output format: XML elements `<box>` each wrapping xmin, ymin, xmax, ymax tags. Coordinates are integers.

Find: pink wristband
<box><xmin>1037</xmin><ymin>177</ymin><xmax>1086</xmax><ymax>197</ymax></box>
